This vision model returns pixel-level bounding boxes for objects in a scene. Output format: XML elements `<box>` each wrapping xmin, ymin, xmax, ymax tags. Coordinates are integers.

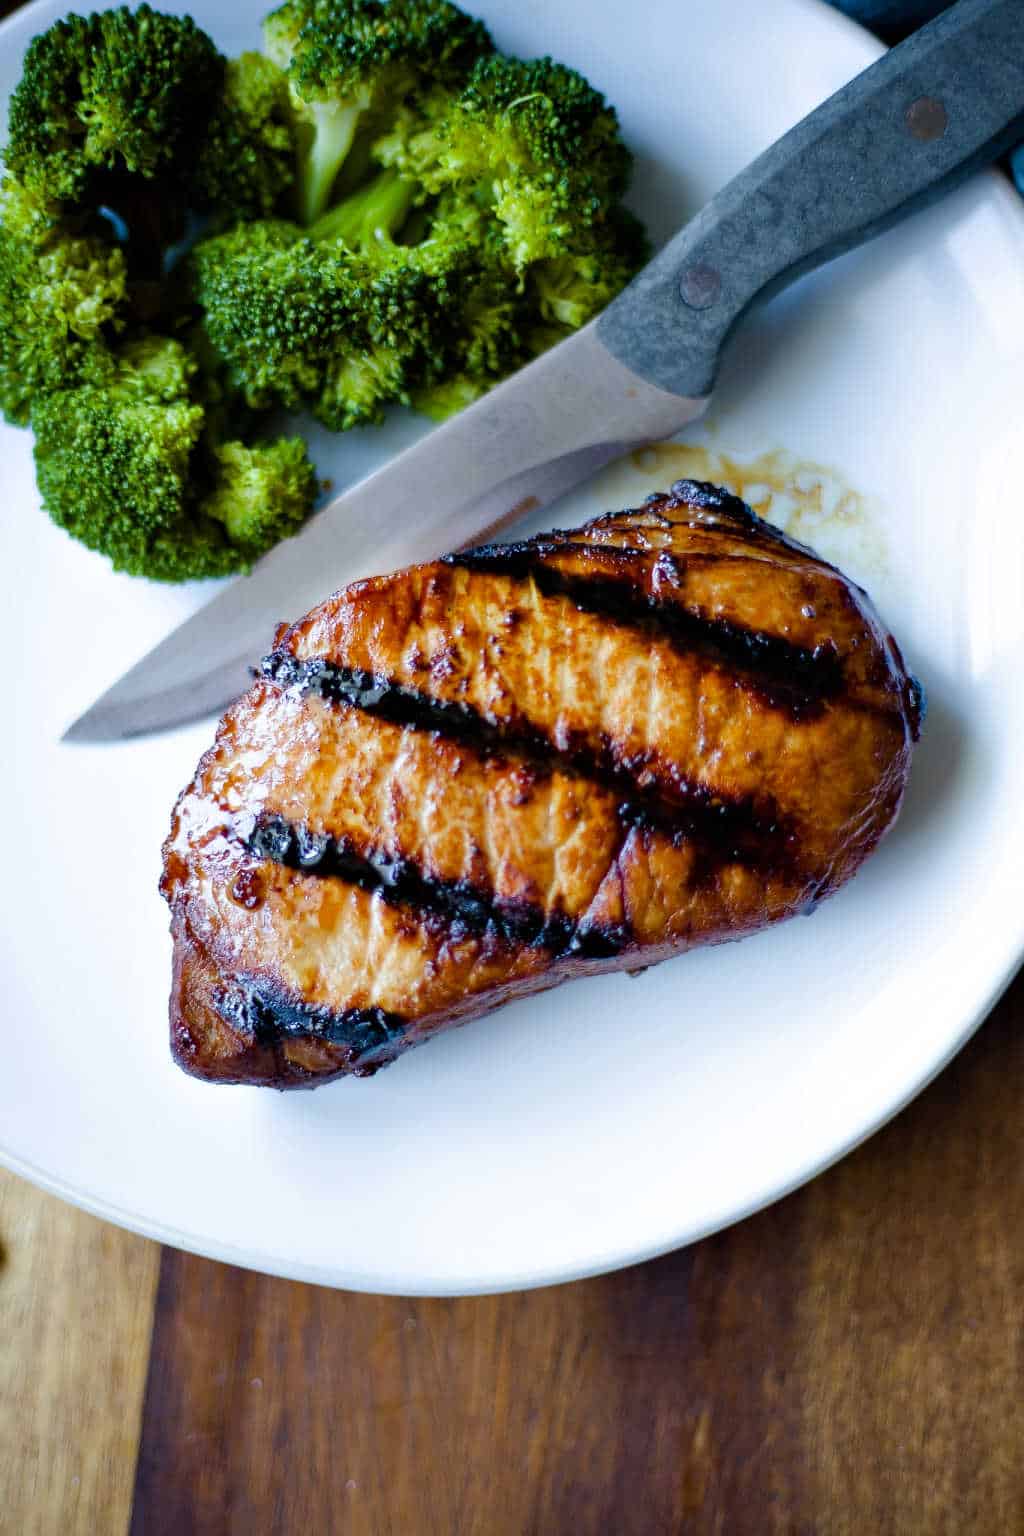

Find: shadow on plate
<box><xmin>882</xmin><ymin>676</ymin><xmax>966</xmax><ymax>853</ymax></box>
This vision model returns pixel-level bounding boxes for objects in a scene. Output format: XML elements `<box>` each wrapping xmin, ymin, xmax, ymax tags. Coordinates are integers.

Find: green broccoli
<box><xmin>31</xmin><ymin>334</ymin><xmax>318</xmax><ymax>580</ymax></box>
<box><xmin>375</xmin><ymin>54</ymin><xmax>633</xmax><ymax>269</ymax></box>
<box><xmin>409</xmin><ymin>252</ymin><xmax>528</xmax><ymax>418</ymax></box>
<box><xmin>0</xmin><ymin>175</ymin><xmax>65</xmax><ymax>246</ymax></box>
<box><xmin>32</xmin><ymin>336</ymin><xmax>205</xmax><ymax>573</ymax></box>
<box><xmin>370</xmin><ymin>89</ymin><xmax>452</xmax><ymax>190</ymax></box>
<box><xmin>2</xmin><ymin>0</ymin><xmax>649</xmax><ymax>582</ymax></box>
<box><xmin>193</xmin><ymin>53</ymin><xmax>297</xmax><ymax>223</ymax></box>
<box><xmin>190</xmin><ymin>219</ymin><xmax>356</xmax><ymax>413</ymax></box>
<box><xmin>191</xmin><ymin>148</ymin><xmax>550</xmax><ymax>431</ymax></box>
<box><xmin>191</xmin><ymin>124</ymin><xmax>646</xmax><ymax>432</ymax></box>
<box><xmin>310</xmin><ymin>274</ymin><xmax>444</xmax><ymax>429</ymax></box>
<box><xmin>263</xmin><ymin>0</ymin><xmax>491</xmax><ymax>225</ymax></box>
<box><xmin>190</xmin><ymin>170</ymin><xmax>460</xmax><ymax>430</ymax></box>
<box><xmin>202</xmin><ymin>437</ymin><xmax>319</xmax><ymax>557</ymax></box>
<box><xmin>311</xmin><ymin>213</ymin><xmax>515</xmax><ymax>427</ymax></box>
<box><xmin>4</xmin><ymin>6</ymin><xmax>224</xmax><ymax>205</ymax></box>
<box><xmin>0</xmin><ymin>207</ymin><xmax>127</xmax><ymax>425</ymax></box>
<box><xmin>2</xmin><ymin>5</ymin><xmax>232</xmax><ymax>292</ymax></box>
<box><xmin>529</xmin><ymin>206</ymin><xmax>651</xmax><ymax>332</ymax></box>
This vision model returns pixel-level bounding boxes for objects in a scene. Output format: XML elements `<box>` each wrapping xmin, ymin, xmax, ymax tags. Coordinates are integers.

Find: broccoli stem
<box><xmin>309</xmin><ymin>169</ymin><xmax>417</xmax><ymax>251</ymax></box>
<box><xmin>296</xmin><ymin>101</ymin><xmax>365</xmax><ymax>225</ymax></box>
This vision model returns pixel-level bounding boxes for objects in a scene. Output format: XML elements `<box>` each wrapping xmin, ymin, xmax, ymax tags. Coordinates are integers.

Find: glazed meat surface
<box><xmin>161</xmin><ymin>480</ymin><xmax>922</xmax><ymax>1087</ymax></box>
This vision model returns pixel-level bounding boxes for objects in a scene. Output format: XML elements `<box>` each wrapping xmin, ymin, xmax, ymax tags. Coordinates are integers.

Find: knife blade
<box><xmin>65</xmin><ymin>0</ymin><xmax>1024</xmax><ymax>742</ymax></box>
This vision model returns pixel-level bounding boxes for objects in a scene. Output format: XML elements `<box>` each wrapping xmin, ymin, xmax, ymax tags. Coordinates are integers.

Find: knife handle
<box><xmin>598</xmin><ymin>0</ymin><xmax>1024</xmax><ymax>400</ymax></box>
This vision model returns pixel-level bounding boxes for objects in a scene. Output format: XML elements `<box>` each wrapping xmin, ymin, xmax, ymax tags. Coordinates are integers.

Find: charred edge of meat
<box><xmin>906</xmin><ymin>674</ymin><xmax>926</xmax><ymax>739</ymax></box>
<box><xmin>537</xmin><ymin>480</ymin><xmax>792</xmax><ymax>542</ymax></box>
<box><xmin>443</xmin><ymin>551</ymin><xmax>845</xmax><ymax>723</ymax></box>
<box><xmin>244</xmin><ymin>812</ymin><xmax>632</xmax><ymax>959</ymax></box>
<box><xmin>578</xmin><ymin>480</ymin><xmax>767</xmax><ymax>530</ymax></box>
<box><xmin>654</xmin><ymin>479</ymin><xmax>767</xmax><ymax>524</ymax></box>
<box><xmin>259</xmin><ymin>652</ymin><xmax>800</xmax><ymax>873</ymax></box>
<box><xmin>215</xmin><ymin>976</ymin><xmax>407</xmax><ymax>1069</ymax></box>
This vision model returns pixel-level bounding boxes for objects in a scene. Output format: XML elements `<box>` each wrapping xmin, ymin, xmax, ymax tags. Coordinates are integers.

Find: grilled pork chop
<box><xmin>161</xmin><ymin>480</ymin><xmax>922</xmax><ymax>1088</ymax></box>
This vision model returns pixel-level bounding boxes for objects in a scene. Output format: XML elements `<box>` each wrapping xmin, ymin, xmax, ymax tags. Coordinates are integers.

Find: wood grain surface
<box><xmin>6</xmin><ymin>972</ymin><xmax>1020</xmax><ymax>1534</ymax></box>
<box><xmin>0</xmin><ymin>1171</ymin><xmax>160</xmax><ymax>1535</ymax></box>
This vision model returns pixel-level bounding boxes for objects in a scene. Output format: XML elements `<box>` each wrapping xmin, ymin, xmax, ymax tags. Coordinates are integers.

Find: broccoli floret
<box><xmin>308</xmin><ymin>208</ymin><xmax>527</xmax><ymax>423</ymax></box>
<box><xmin>402</xmin><ymin>55</ymin><xmax>633</xmax><ymax>269</ymax></box>
<box><xmin>0</xmin><ymin>211</ymin><xmax>127</xmax><ymax>425</ymax></box>
<box><xmin>313</xmin><ymin>350</ymin><xmax>409</xmax><ymax>427</ymax></box>
<box><xmin>409</xmin><ymin>253</ymin><xmax>527</xmax><ymax>418</ymax></box>
<box><xmin>3</xmin><ymin>2</ymin><xmax>660</xmax><ymax>582</ymax></box>
<box><xmin>32</xmin><ymin>337</ymin><xmax>206</xmax><ymax>573</ymax></box>
<box><xmin>118</xmin><ymin>330</ymin><xmax>198</xmax><ymax>398</ymax></box>
<box><xmin>408</xmin><ymin>210</ymin><xmax>649</xmax><ymax>420</ymax></box>
<box><xmin>192</xmin><ymin>136</ymin><xmax>645</xmax><ymax>433</ymax></box>
<box><xmin>371</xmin><ymin>88</ymin><xmax>452</xmax><ymax>188</ymax></box>
<box><xmin>263</xmin><ymin>0</ymin><xmax>491</xmax><ymax>225</ymax></box>
<box><xmin>312</xmin><ymin>251</ymin><xmax>448</xmax><ymax>428</ymax></box>
<box><xmin>408</xmin><ymin>372</ymin><xmax>481</xmax><ymax>419</ymax></box>
<box><xmin>529</xmin><ymin>206</ymin><xmax>650</xmax><ymax>330</ymax></box>
<box><xmin>202</xmin><ymin>437</ymin><xmax>318</xmax><ymax>555</ymax></box>
<box><xmin>4</xmin><ymin>6</ymin><xmax>224</xmax><ymax>205</ymax></box>
<box><xmin>193</xmin><ymin>224</ymin><xmax>443</xmax><ymax>430</ymax></box>
<box><xmin>0</xmin><ymin>175</ymin><xmax>65</xmax><ymax>245</ymax></box>
<box><xmin>193</xmin><ymin>53</ymin><xmax>297</xmax><ymax>222</ymax></box>
<box><xmin>3</xmin><ymin>6</ymin><xmax>228</xmax><ymax>286</ymax></box>
<box><xmin>190</xmin><ymin>218</ymin><xmax>354</xmax><ymax>411</ymax></box>
<box><xmin>190</xmin><ymin>171</ymin><xmax>460</xmax><ymax>429</ymax></box>
<box><xmin>31</xmin><ymin>334</ymin><xmax>317</xmax><ymax>580</ymax></box>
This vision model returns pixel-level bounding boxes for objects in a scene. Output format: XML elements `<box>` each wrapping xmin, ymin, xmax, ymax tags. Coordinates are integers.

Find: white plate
<box><xmin>3</xmin><ymin>0</ymin><xmax>1024</xmax><ymax>1296</ymax></box>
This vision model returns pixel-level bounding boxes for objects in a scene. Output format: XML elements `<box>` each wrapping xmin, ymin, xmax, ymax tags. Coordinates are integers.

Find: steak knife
<box><xmin>65</xmin><ymin>0</ymin><xmax>1024</xmax><ymax>741</ymax></box>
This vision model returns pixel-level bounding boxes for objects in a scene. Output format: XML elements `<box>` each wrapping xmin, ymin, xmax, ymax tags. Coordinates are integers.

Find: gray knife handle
<box><xmin>598</xmin><ymin>0</ymin><xmax>1024</xmax><ymax>399</ymax></box>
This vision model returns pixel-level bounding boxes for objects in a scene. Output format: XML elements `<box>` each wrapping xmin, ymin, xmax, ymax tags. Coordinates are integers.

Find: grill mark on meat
<box><xmin>215</xmin><ymin>976</ymin><xmax>407</xmax><ymax>1073</ymax></box>
<box><xmin>259</xmin><ymin>651</ymin><xmax>799</xmax><ymax>872</ymax></box>
<box><xmin>443</xmin><ymin>544</ymin><xmax>845</xmax><ymax>721</ymax></box>
<box><xmin>447</xmin><ymin>490</ymin><xmax>918</xmax><ymax>733</ymax></box>
<box><xmin>437</xmin><ymin>477</ymin><xmax>869</xmax><ymax>721</ymax></box>
<box><xmin>242</xmin><ymin>812</ymin><xmax>632</xmax><ymax>959</ymax></box>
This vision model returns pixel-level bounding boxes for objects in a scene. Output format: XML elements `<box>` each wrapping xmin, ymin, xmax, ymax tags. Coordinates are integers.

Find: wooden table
<box><xmin>3</xmin><ymin>969</ymin><xmax>1022</xmax><ymax>1534</ymax></box>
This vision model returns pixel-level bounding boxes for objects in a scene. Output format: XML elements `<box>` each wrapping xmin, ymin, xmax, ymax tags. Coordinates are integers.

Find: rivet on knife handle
<box><xmin>599</xmin><ymin>0</ymin><xmax>1024</xmax><ymax>399</ymax></box>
